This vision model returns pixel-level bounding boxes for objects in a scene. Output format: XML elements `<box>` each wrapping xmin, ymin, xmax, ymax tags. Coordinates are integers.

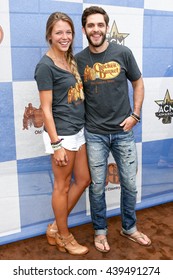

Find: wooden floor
<box><xmin>0</xmin><ymin>202</ymin><xmax>173</xmax><ymax>260</ymax></box>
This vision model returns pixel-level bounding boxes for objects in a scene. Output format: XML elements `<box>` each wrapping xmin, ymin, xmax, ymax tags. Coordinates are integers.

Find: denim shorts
<box><xmin>43</xmin><ymin>127</ymin><xmax>85</xmax><ymax>154</ymax></box>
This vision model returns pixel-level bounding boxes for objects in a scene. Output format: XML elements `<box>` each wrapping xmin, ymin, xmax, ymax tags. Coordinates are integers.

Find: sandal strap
<box><xmin>56</xmin><ymin>233</ymin><xmax>75</xmax><ymax>247</ymax></box>
<box><xmin>94</xmin><ymin>236</ymin><xmax>110</xmax><ymax>252</ymax></box>
<box><xmin>62</xmin><ymin>234</ymin><xmax>75</xmax><ymax>246</ymax></box>
<box><xmin>131</xmin><ymin>232</ymin><xmax>145</xmax><ymax>239</ymax></box>
<box><xmin>95</xmin><ymin>238</ymin><xmax>107</xmax><ymax>245</ymax></box>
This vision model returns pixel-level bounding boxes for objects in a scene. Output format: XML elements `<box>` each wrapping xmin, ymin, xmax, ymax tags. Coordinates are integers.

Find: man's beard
<box><xmin>86</xmin><ymin>33</ymin><xmax>107</xmax><ymax>48</ymax></box>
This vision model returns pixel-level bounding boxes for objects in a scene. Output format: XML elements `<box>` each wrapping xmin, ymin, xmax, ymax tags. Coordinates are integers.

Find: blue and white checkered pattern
<box><xmin>0</xmin><ymin>0</ymin><xmax>173</xmax><ymax>245</ymax></box>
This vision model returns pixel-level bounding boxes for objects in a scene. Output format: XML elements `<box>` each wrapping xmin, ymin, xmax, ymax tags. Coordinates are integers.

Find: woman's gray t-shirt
<box><xmin>35</xmin><ymin>55</ymin><xmax>85</xmax><ymax>135</ymax></box>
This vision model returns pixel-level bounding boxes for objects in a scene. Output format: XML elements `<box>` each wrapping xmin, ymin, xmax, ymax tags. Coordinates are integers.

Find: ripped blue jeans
<box><xmin>85</xmin><ymin>129</ymin><xmax>138</xmax><ymax>236</ymax></box>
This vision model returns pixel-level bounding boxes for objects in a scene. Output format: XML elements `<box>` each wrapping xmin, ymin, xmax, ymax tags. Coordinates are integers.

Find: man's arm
<box><xmin>132</xmin><ymin>76</ymin><xmax>144</xmax><ymax>117</ymax></box>
<box><xmin>120</xmin><ymin>77</ymin><xmax>144</xmax><ymax>131</ymax></box>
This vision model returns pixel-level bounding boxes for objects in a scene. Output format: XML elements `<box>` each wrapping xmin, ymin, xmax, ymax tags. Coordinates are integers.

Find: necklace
<box><xmin>53</xmin><ymin>57</ymin><xmax>70</xmax><ymax>71</ymax></box>
<box><xmin>49</xmin><ymin>49</ymin><xmax>70</xmax><ymax>71</ymax></box>
<box><xmin>88</xmin><ymin>42</ymin><xmax>109</xmax><ymax>93</ymax></box>
<box><xmin>88</xmin><ymin>42</ymin><xmax>109</xmax><ymax>66</ymax></box>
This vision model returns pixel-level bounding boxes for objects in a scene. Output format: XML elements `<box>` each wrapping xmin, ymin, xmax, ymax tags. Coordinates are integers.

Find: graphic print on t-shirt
<box><xmin>67</xmin><ymin>80</ymin><xmax>84</xmax><ymax>103</ymax></box>
<box><xmin>84</xmin><ymin>61</ymin><xmax>121</xmax><ymax>82</ymax></box>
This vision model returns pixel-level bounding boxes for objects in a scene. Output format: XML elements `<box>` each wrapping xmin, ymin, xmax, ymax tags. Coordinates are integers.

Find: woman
<box><xmin>35</xmin><ymin>12</ymin><xmax>90</xmax><ymax>255</ymax></box>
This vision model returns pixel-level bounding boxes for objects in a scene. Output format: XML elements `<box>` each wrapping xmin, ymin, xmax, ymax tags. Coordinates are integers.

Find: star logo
<box><xmin>107</xmin><ymin>20</ymin><xmax>129</xmax><ymax>45</ymax></box>
<box><xmin>155</xmin><ymin>90</ymin><xmax>173</xmax><ymax>124</ymax></box>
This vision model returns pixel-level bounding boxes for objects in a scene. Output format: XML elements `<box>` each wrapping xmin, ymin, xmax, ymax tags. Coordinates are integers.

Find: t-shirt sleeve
<box><xmin>126</xmin><ymin>50</ymin><xmax>141</xmax><ymax>81</ymax></box>
<box><xmin>34</xmin><ymin>63</ymin><xmax>53</xmax><ymax>91</ymax></box>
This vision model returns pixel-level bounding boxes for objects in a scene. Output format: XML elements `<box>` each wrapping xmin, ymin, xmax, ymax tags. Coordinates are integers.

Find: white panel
<box><xmin>83</xmin><ymin>4</ymin><xmax>144</xmax><ymax>70</ymax></box>
<box><xmin>0</xmin><ymin>1</ymin><xmax>12</xmax><ymax>82</ymax></box>
<box><xmin>142</xmin><ymin>77</ymin><xmax>173</xmax><ymax>142</ymax></box>
<box><xmin>13</xmin><ymin>81</ymin><xmax>45</xmax><ymax>159</ymax></box>
<box><xmin>144</xmin><ymin>0</ymin><xmax>173</xmax><ymax>11</ymax></box>
<box><xmin>0</xmin><ymin>161</ymin><xmax>21</xmax><ymax>237</ymax></box>
<box><xmin>0</xmin><ymin>0</ymin><xmax>9</xmax><ymax>12</ymax></box>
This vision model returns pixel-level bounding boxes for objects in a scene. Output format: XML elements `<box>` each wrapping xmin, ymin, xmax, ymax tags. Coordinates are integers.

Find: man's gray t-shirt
<box><xmin>35</xmin><ymin>55</ymin><xmax>85</xmax><ymax>135</ymax></box>
<box><xmin>75</xmin><ymin>42</ymin><xmax>141</xmax><ymax>134</ymax></box>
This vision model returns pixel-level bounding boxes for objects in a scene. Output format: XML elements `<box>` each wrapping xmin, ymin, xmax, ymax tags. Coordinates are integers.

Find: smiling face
<box><xmin>83</xmin><ymin>13</ymin><xmax>109</xmax><ymax>49</ymax></box>
<box><xmin>49</xmin><ymin>20</ymin><xmax>73</xmax><ymax>52</ymax></box>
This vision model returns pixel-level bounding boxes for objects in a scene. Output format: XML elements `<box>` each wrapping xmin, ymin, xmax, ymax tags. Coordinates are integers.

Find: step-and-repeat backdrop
<box><xmin>0</xmin><ymin>0</ymin><xmax>173</xmax><ymax>245</ymax></box>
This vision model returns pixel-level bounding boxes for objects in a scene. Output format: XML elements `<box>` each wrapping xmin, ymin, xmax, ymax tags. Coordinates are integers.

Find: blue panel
<box><xmin>128</xmin><ymin>84</ymin><xmax>142</xmax><ymax>143</ymax></box>
<box><xmin>0</xmin><ymin>83</ymin><xmax>16</xmax><ymax>162</ymax></box>
<box><xmin>17</xmin><ymin>156</ymin><xmax>53</xmax><ymax>227</ymax></box>
<box><xmin>142</xmin><ymin>139</ymin><xmax>173</xmax><ymax>202</ymax></box>
<box><xmin>143</xmin><ymin>15</ymin><xmax>152</xmax><ymax>48</ymax></box>
<box><xmin>83</xmin><ymin>0</ymin><xmax>144</xmax><ymax>8</ymax></box>
<box><xmin>144</xmin><ymin>9</ymin><xmax>173</xmax><ymax>16</ymax></box>
<box><xmin>73</xmin><ymin>15</ymin><xmax>83</xmax><ymax>50</ymax></box>
<box><xmin>39</xmin><ymin>0</ymin><xmax>82</xmax><ymax>14</ymax></box>
<box><xmin>9</xmin><ymin>0</ymin><xmax>39</xmax><ymax>13</ymax></box>
<box><xmin>10</xmin><ymin>14</ymin><xmax>46</xmax><ymax>47</ymax></box>
<box><xmin>143</xmin><ymin>49</ymin><xmax>173</xmax><ymax>77</ymax></box>
<box><xmin>17</xmin><ymin>156</ymin><xmax>52</xmax><ymax>173</ymax></box>
<box><xmin>142</xmin><ymin>139</ymin><xmax>173</xmax><ymax>164</ymax></box>
<box><xmin>151</xmin><ymin>15</ymin><xmax>173</xmax><ymax>48</ymax></box>
<box><xmin>143</xmin><ymin>9</ymin><xmax>173</xmax><ymax>77</ymax></box>
<box><xmin>11</xmin><ymin>48</ymin><xmax>41</xmax><ymax>81</ymax></box>
<box><xmin>10</xmin><ymin>12</ymin><xmax>83</xmax><ymax>81</ymax></box>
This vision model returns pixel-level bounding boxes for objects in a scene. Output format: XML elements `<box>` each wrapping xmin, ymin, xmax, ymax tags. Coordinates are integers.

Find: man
<box><xmin>75</xmin><ymin>6</ymin><xmax>151</xmax><ymax>252</ymax></box>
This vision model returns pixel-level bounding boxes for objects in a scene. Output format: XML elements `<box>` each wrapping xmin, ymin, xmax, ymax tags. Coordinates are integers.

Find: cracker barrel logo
<box><xmin>23</xmin><ymin>103</ymin><xmax>43</xmax><ymax>130</ymax></box>
<box><xmin>0</xmin><ymin>25</ymin><xmax>4</xmax><ymax>44</ymax></box>
<box><xmin>106</xmin><ymin>163</ymin><xmax>120</xmax><ymax>185</ymax></box>
<box><xmin>84</xmin><ymin>61</ymin><xmax>121</xmax><ymax>82</ymax></box>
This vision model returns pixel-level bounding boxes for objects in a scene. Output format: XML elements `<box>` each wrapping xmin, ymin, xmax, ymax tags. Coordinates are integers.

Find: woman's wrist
<box><xmin>51</xmin><ymin>138</ymin><xmax>64</xmax><ymax>151</ymax></box>
<box><xmin>51</xmin><ymin>138</ymin><xmax>63</xmax><ymax>145</ymax></box>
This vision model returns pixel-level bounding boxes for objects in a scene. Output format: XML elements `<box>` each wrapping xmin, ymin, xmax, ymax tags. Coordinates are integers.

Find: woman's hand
<box><xmin>53</xmin><ymin>148</ymin><xmax>69</xmax><ymax>166</ymax></box>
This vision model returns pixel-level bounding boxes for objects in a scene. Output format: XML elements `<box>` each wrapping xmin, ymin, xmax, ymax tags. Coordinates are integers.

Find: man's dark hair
<box><xmin>82</xmin><ymin>6</ymin><xmax>109</xmax><ymax>27</ymax></box>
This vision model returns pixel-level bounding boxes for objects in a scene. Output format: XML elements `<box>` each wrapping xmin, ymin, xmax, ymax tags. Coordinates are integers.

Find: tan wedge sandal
<box><xmin>46</xmin><ymin>224</ymin><xmax>58</xmax><ymax>246</ymax></box>
<box><xmin>55</xmin><ymin>232</ymin><xmax>89</xmax><ymax>255</ymax></box>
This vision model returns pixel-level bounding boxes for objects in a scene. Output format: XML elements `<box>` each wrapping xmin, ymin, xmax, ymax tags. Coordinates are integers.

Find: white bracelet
<box><xmin>52</xmin><ymin>142</ymin><xmax>63</xmax><ymax>151</ymax></box>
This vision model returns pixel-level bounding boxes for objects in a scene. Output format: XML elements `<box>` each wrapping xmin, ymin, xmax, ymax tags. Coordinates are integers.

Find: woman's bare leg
<box><xmin>68</xmin><ymin>144</ymin><xmax>91</xmax><ymax>212</ymax></box>
<box><xmin>50</xmin><ymin>144</ymin><xmax>90</xmax><ymax>230</ymax></box>
<box><xmin>51</xmin><ymin>150</ymin><xmax>75</xmax><ymax>237</ymax></box>
<box><xmin>51</xmin><ymin>148</ymin><xmax>89</xmax><ymax>254</ymax></box>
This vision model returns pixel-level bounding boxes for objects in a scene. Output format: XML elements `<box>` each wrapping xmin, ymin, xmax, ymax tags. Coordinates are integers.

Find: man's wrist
<box><xmin>130</xmin><ymin>112</ymin><xmax>140</xmax><ymax>122</ymax></box>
